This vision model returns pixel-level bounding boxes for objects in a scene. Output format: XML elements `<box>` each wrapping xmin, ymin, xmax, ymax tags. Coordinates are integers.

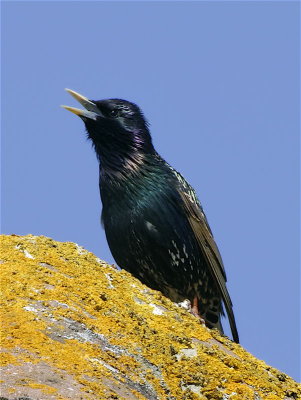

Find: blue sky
<box><xmin>2</xmin><ymin>1</ymin><xmax>300</xmax><ymax>381</ymax></box>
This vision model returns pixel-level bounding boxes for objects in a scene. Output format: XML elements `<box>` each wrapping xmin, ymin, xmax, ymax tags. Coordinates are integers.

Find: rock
<box><xmin>0</xmin><ymin>234</ymin><xmax>300</xmax><ymax>400</ymax></box>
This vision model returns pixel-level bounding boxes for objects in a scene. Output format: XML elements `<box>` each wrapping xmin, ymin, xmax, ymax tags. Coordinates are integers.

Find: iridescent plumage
<box><xmin>62</xmin><ymin>89</ymin><xmax>239</xmax><ymax>343</ymax></box>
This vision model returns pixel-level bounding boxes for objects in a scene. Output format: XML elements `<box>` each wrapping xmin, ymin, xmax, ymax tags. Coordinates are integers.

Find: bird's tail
<box><xmin>201</xmin><ymin>299</ymin><xmax>239</xmax><ymax>344</ymax></box>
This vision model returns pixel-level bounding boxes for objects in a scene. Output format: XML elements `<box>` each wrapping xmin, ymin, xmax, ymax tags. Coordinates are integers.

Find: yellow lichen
<box><xmin>1</xmin><ymin>234</ymin><xmax>300</xmax><ymax>400</ymax></box>
<box><xmin>27</xmin><ymin>381</ymin><xmax>58</xmax><ymax>395</ymax></box>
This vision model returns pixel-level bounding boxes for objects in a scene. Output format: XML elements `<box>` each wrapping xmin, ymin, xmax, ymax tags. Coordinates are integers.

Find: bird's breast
<box><xmin>101</xmin><ymin>184</ymin><xmax>209</xmax><ymax>298</ymax></box>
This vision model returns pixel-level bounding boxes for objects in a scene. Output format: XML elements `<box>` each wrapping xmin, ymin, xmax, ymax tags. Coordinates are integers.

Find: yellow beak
<box><xmin>61</xmin><ymin>88</ymin><xmax>102</xmax><ymax>120</ymax></box>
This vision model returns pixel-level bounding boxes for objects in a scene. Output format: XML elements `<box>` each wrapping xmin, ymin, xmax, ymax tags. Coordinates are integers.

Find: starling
<box><xmin>62</xmin><ymin>89</ymin><xmax>239</xmax><ymax>343</ymax></box>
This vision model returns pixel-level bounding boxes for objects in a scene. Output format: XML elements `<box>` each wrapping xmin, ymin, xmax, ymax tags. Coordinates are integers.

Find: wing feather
<box><xmin>180</xmin><ymin>191</ymin><xmax>239</xmax><ymax>343</ymax></box>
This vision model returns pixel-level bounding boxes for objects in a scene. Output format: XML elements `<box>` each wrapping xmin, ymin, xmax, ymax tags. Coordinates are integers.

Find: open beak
<box><xmin>61</xmin><ymin>89</ymin><xmax>102</xmax><ymax>120</ymax></box>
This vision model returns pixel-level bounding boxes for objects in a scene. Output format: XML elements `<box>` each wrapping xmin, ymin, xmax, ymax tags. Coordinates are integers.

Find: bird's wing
<box><xmin>179</xmin><ymin>190</ymin><xmax>239</xmax><ymax>343</ymax></box>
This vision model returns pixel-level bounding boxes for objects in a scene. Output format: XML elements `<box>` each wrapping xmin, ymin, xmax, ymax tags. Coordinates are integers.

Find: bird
<box><xmin>62</xmin><ymin>89</ymin><xmax>239</xmax><ymax>343</ymax></box>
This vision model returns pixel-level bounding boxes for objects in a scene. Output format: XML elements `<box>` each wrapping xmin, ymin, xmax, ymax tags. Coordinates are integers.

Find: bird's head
<box><xmin>62</xmin><ymin>89</ymin><xmax>154</xmax><ymax>176</ymax></box>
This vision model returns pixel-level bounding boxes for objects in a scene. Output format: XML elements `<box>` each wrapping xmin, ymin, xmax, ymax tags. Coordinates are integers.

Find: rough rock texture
<box><xmin>0</xmin><ymin>234</ymin><xmax>300</xmax><ymax>400</ymax></box>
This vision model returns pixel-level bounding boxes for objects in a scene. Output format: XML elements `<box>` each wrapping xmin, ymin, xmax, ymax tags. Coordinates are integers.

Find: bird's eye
<box><xmin>109</xmin><ymin>109</ymin><xmax>119</xmax><ymax>118</ymax></box>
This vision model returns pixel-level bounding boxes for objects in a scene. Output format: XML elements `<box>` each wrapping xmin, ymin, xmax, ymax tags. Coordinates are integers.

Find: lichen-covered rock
<box><xmin>0</xmin><ymin>234</ymin><xmax>300</xmax><ymax>400</ymax></box>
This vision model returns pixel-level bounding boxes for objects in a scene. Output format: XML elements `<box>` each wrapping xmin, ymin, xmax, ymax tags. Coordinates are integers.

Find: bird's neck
<box><xmin>98</xmin><ymin>152</ymin><xmax>171</xmax><ymax>205</ymax></box>
<box><xmin>95</xmin><ymin>142</ymin><xmax>158</xmax><ymax>180</ymax></box>
<box><xmin>98</xmin><ymin>151</ymin><xmax>145</xmax><ymax>181</ymax></box>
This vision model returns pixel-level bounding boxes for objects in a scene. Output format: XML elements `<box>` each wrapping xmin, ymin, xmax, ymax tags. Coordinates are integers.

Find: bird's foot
<box><xmin>176</xmin><ymin>298</ymin><xmax>206</xmax><ymax>325</ymax></box>
<box><xmin>191</xmin><ymin>296</ymin><xmax>206</xmax><ymax>325</ymax></box>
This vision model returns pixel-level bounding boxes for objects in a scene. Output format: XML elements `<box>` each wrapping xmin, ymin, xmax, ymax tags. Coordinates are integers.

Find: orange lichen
<box><xmin>1</xmin><ymin>234</ymin><xmax>300</xmax><ymax>400</ymax></box>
